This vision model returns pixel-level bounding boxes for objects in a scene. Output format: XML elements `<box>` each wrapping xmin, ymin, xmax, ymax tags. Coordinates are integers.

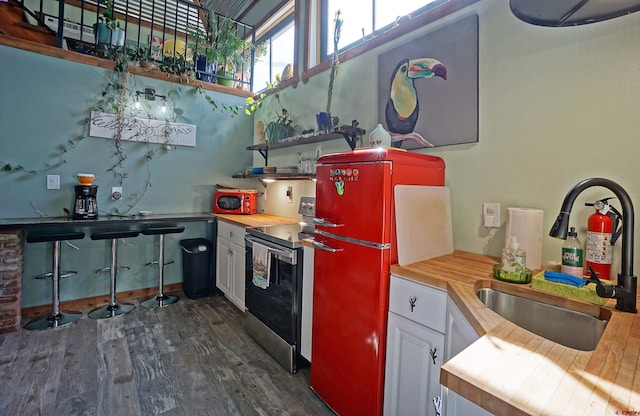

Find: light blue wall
<box><xmin>0</xmin><ymin>45</ymin><xmax>256</xmax><ymax>307</ymax></box>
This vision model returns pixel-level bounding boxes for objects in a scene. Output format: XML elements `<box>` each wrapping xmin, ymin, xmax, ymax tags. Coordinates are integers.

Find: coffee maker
<box><xmin>73</xmin><ymin>185</ymin><xmax>99</xmax><ymax>220</ymax></box>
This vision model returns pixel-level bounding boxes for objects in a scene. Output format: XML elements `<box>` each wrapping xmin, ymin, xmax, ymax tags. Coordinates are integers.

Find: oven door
<box><xmin>244</xmin><ymin>235</ymin><xmax>301</xmax><ymax>345</ymax></box>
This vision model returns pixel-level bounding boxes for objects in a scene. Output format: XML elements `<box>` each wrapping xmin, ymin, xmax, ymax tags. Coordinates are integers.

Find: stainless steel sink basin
<box><xmin>476</xmin><ymin>288</ymin><xmax>609</xmax><ymax>351</ymax></box>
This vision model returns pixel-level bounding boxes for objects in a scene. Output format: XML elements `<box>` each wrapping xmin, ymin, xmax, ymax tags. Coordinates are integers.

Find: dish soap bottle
<box><xmin>561</xmin><ymin>227</ymin><xmax>584</xmax><ymax>277</ymax></box>
<box><xmin>502</xmin><ymin>236</ymin><xmax>526</xmax><ymax>274</ymax></box>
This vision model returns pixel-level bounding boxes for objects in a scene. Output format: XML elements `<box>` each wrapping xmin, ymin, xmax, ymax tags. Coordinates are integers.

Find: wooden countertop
<box><xmin>390</xmin><ymin>252</ymin><xmax>640</xmax><ymax>416</ymax></box>
<box><xmin>214</xmin><ymin>213</ymin><xmax>299</xmax><ymax>228</ymax></box>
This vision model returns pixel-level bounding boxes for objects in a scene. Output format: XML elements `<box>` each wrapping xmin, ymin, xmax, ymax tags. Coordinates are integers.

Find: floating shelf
<box><xmin>247</xmin><ymin>125</ymin><xmax>366</xmax><ymax>165</ymax></box>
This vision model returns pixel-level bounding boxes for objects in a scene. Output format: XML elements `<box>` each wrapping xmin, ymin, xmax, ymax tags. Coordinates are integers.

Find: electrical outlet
<box><xmin>483</xmin><ymin>203</ymin><xmax>500</xmax><ymax>228</ymax></box>
<box><xmin>46</xmin><ymin>175</ymin><xmax>60</xmax><ymax>190</ymax></box>
<box><xmin>286</xmin><ymin>186</ymin><xmax>293</xmax><ymax>203</ymax></box>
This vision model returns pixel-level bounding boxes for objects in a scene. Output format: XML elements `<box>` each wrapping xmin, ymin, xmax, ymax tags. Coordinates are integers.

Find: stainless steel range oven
<box><xmin>243</xmin><ymin>197</ymin><xmax>315</xmax><ymax>374</ymax></box>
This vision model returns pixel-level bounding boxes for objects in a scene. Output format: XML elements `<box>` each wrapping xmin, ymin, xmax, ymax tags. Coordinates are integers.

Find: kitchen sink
<box><xmin>475</xmin><ymin>287</ymin><xmax>609</xmax><ymax>351</ymax></box>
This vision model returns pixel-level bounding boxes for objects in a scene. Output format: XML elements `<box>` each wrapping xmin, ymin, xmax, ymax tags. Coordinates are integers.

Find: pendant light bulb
<box><xmin>135</xmin><ymin>95</ymin><xmax>141</xmax><ymax>109</ymax></box>
<box><xmin>161</xmin><ymin>98</ymin><xmax>166</xmax><ymax>113</ymax></box>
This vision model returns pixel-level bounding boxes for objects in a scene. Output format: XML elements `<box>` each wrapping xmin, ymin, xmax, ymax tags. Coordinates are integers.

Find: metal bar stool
<box><xmin>89</xmin><ymin>230</ymin><xmax>139</xmax><ymax>319</ymax></box>
<box><xmin>141</xmin><ymin>225</ymin><xmax>185</xmax><ymax>308</ymax></box>
<box><xmin>24</xmin><ymin>231</ymin><xmax>85</xmax><ymax>330</ymax></box>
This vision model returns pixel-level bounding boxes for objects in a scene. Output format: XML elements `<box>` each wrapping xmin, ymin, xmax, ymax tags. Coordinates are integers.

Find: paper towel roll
<box><xmin>505</xmin><ymin>208</ymin><xmax>544</xmax><ymax>270</ymax></box>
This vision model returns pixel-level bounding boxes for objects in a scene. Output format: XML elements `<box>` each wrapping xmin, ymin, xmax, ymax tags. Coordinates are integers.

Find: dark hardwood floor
<box><xmin>0</xmin><ymin>292</ymin><xmax>335</xmax><ymax>416</ymax></box>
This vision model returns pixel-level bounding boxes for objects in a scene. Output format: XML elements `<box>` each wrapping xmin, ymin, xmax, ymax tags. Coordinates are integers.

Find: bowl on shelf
<box><xmin>77</xmin><ymin>173</ymin><xmax>95</xmax><ymax>185</ymax></box>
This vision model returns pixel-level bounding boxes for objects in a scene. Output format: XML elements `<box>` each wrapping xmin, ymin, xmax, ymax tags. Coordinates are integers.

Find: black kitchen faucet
<box><xmin>549</xmin><ymin>178</ymin><xmax>637</xmax><ymax>313</ymax></box>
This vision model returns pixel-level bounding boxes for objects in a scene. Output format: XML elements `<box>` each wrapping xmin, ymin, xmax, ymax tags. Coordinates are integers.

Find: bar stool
<box><xmin>141</xmin><ymin>225</ymin><xmax>185</xmax><ymax>308</ymax></box>
<box><xmin>89</xmin><ymin>229</ymin><xmax>139</xmax><ymax>319</ymax></box>
<box><xmin>24</xmin><ymin>231</ymin><xmax>85</xmax><ymax>330</ymax></box>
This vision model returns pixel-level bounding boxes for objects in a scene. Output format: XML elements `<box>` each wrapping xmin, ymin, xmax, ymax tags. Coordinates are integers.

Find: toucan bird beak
<box><xmin>407</xmin><ymin>58</ymin><xmax>447</xmax><ymax>80</ymax></box>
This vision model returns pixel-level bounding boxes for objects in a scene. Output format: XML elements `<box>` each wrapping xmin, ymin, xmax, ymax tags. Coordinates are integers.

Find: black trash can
<box><xmin>180</xmin><ymin>238</ymin><xmax>213</xmax><ymax>299</ymax></box>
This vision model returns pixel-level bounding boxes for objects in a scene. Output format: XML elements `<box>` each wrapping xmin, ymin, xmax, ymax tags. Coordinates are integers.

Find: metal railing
<box><xmin>16</xmin><ymin>0</ymin><xmax>255</xmax><ymax>90</ymax></box>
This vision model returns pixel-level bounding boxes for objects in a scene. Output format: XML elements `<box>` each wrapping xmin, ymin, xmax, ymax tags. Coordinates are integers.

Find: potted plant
<box><xmin>265</xmin><ymin>93</ymin><xmax>296</xmax><ymax>142</ymax></box>
<box><xmin>317</xmin><ymin>9</ymin><xmax>343</xmax><ymax>131</ymax></box>
<box><xmin>208</xmin><ymin>17</ymin><xmax>254</xmax><ymax>87</ymax></box>
<box><xmin>187</xmin><ymin>24</ymin><xmax>215</xmax><ymax>83</ymax></box>
<box><xmin>94</xmin><ymin>0</ymin><xmax>124</xmax><ymax>49</ymax></box>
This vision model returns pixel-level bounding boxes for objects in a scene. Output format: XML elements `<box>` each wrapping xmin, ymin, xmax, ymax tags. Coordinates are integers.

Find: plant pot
<box><xmin>316</xmin><ymin>112</ymin><xmax>332</xmax><ymax>131</ymax></box>
<box><xmin>110</xmin><ymin>27</ymin><xmax>125</xmax><ymax>47</ymax></box>
<box><xmin>216</xmin><ymin>70</ymin><xmax>235</xmax><ymax>87</ymax></box>
<box><xmin>93</xmin><ymin>23</ymin><xmax>125</xmax><ymax>47</ymax></box>
<box><xmin>195</xmin><ymin>56</ymin><xmax>215</xmax><ymax>83</ymax></box>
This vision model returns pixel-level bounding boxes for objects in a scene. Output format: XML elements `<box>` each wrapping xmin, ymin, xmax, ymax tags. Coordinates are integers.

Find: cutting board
<box><xmin>395</xmin><ymin>185</ymin><xmax>454</xmax><ymax>266</ymax></box>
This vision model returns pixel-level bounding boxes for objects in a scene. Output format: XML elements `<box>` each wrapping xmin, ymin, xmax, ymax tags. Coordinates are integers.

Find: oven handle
<box><xmin>313</xmin><ymin>217</ymin><xmax>344</xmax><ymax>228</ymax></box>
<box><xmin>245</xmin><ymin>235</ymin><xmax>297</xmax><ymax>263</ymax></box>
<box><xmin>312</xmin><ymin>240</ymin><xmax>344</xmax><ymax>253</ymax></box>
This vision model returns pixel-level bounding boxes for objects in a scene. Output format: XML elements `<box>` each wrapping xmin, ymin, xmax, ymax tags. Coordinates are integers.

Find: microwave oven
<box><xmin>214</xmin><ymin>189</ymin><xmax>258</xmax><ymax>215</ymax></box>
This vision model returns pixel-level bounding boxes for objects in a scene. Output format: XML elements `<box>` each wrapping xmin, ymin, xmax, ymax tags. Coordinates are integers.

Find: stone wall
<box><xmin>0</xmin><ymin>231</ymin><xmax>23</xmax><ymax>333</ymax></box>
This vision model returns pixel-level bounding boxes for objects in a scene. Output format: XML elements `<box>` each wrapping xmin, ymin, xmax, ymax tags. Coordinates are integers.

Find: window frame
<box><xmin>253</xmin><ymin>14</ymin><xmax>296</xmax><ymax>92</ymax></box>
<box><xmin>302</xmin><ymin>0</ymin><xmax>479</xmax><ymax>83</ymax></box>
<box><xmin>319</xmin><ymin>0</ymin><xmax>448</xmax><ymax>61</ymax></box>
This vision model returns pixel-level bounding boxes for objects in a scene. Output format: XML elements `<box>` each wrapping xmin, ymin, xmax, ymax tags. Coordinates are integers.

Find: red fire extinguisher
<box><xmin>585</xmin><ymin>199</ymin><xmax>614</xmax><ymax>280</ymax></box>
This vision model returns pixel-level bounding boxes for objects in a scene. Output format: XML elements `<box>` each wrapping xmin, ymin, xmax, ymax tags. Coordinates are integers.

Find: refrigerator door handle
<box><xmin>313</xmin><ymin>217</ymin><xmax>344</xmax><ymax>228</ymax></box>
<box><xmin>312</xmin><ymin>240</ymin><xmax>344</xmax><ymax>253</ymax></box>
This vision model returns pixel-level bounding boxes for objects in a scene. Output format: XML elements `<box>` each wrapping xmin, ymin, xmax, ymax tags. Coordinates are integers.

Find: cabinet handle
<box><xmin>229</xmin><ymin>231</ymin><xmax>234</xmax><ymax>238</ymax></box>
<box><xmin>409</xmin><ymin>296</ymin><xmax>417</xmax><ymax>312</ymax></box>
<box><xmin>228</xmin><ymin>248</ymin><xmax>233</xmax><ymax>255</ymax></box>
<box><xmin>432</xmin><ymin>395</ymin><xmax>442</xmax><ymax>416</ymax></box>
<box><xmin>430</xmin><ymin>347</ymin><xmax>438</xmax><ymax>365</ymax></box>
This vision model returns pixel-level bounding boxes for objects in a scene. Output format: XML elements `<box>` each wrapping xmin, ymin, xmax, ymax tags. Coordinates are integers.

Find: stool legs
<box><xmin>89</xmin><ymin>238</ymin><xmax>135</xmax><ymax>319</ymax></box>
<box><xmin>142</xmin><ymin>233</ymin><xmax>179</xmax><ymax>308</ymax></box>
<box><xmin>25</xmin><ymin>240</ymin><xmax>81</xmax><ymax>330</ymax></box>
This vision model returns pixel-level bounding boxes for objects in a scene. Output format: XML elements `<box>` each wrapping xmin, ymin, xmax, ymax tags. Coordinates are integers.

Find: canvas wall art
<box><xmin>378</xmin><ymin>14</ymin><xmax>478</xmax><ymax>149</ymax></box>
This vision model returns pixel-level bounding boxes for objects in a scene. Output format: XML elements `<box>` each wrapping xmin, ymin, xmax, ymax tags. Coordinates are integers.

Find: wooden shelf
<box><xmin>232</xmin><ymin>172</ymin><xmax>315</xmax><ymax>180</ymax></box>
<box><xmin>247</xmin><ymin>125</ymin><xmax>366</xmax><ymax>165</ymax></box>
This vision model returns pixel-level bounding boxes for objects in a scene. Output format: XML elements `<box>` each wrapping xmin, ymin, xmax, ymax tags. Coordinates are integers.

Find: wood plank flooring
<box><xmin>0</xmin><ymin>293</ymin><xmax>335</xmax><ymax>416</ymax></box>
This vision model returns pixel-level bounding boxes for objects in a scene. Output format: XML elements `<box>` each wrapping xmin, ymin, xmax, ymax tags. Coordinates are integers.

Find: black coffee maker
<box><xmin>73</xmin><ymin>185</ymin><xmax>99</xmax><ymax>220</ymax></box>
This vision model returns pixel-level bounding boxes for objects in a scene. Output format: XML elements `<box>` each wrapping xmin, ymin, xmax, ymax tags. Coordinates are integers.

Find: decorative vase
<box><xmin>316</xmin><ymin>112</ymin><xmax>332</xmax><ymax>131</ymax></box>
<box><xmin>369</xmin><ymin>123</ymin><xmax>391</xmax><ymax>147</ymax></box>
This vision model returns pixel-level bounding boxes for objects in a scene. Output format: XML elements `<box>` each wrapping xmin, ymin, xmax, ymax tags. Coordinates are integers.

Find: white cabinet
<box><xmin>216</xmin><ymin>220</ymin><xmax>246</xmax><ymax>311</ymax></box>
<box><xmin>444</xmin><ymin>297</ymin><xmax>479</xmax><ymax>362</ymax></box>
<box><xmin>443</xmin><ymin>297</ymin><xmax>490</xmax><ymax>416</ymax></box>
<box><xmin>301</xmin><ymin>244</ymin><xmax>314</xmax><ymax>362</ymax></box>
<box><xmin>384</xmin><ymin>275</ymin><xmax>447</xmax><ymax>416</ymax></box>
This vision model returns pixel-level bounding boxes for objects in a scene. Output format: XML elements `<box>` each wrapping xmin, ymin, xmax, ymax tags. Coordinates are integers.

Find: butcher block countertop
<box><xmin>214</xmin><ymin>213</ymin><xmax>299</xmax><ymax>228</ymax></box>
<box><xmin>390</xmin><ymin>251</ymin><xmax>640</xmax><ymax>416</ymax></box>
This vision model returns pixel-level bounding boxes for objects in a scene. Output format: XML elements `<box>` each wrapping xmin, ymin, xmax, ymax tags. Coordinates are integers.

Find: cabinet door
<box><xmin>444</xmin><ymin>297</ymin><xmax>479</xmax><ymax>362</ymax></box>
<box><xmin>444</xmin><ymin>297</ymin><xmax>484</xmax><ymax>416</ymax></box>
<box><xmin>384</xmin><ymin>312</ymin><xmax>445</xmax><ymax>416</ymax></box>
<box><xmin>228</xmin><ymin>241</ymin><xmax>245</xmax><ymax>311</ymax></box>
<box><xmin>215</xmin><ymin>237</ymin><xmax>232</xmax><ymax>296</ymax></box>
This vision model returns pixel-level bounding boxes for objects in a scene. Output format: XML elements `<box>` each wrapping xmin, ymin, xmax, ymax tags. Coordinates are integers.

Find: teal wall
<box><xmin>0</xmin><ymin>45</ymin><xmax>255</xmax><ymax>307</ymax></box>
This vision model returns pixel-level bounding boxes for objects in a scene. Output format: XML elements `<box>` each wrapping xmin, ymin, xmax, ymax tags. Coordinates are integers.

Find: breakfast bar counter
<box><xmin>0</xmin><ymin>212</ymin><xmax>216</xmax><ymax>231</ymax></box>
<box><xmin>391</xmin><ymin>251</ymin><xmax>640</xmax><ymax>416</ymax></box>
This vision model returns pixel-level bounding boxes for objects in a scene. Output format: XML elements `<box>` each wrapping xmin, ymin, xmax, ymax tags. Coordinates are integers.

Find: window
<box><xmin>251</xmin><ymin>1</ymin><xmax>296</xmax><ymax>92</ymax></box>
<box><xmin>321</xmin><ymin>0</ymin><xmax>444</xmax><ymax>59</ymax></box>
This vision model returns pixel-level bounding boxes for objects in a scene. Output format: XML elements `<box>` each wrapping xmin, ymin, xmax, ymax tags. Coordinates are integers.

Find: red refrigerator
<box><xmin>310</xmin><ymin>148</ymin><xmax>445</xmax><ymax>415</ymax></box>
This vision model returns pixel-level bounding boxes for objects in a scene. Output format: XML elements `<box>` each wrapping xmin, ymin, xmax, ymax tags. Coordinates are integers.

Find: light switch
<box><xmin>46</xmin><ymin>175</ymin><xmax>60</xmax><ymax>190</ymax></box>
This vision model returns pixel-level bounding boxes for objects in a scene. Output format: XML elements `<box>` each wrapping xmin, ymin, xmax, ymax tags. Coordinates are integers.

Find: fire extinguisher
<box><xmin>585</xmin><ymin>198</ymin><xmax>619</xmax><ymax>280</ymax></box>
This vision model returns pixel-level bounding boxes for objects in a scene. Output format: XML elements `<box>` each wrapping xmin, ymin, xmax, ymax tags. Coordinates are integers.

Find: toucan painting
<box><xmin>377</xmin><ymin>14</ymin><xmax>479</xmax><ymax>149</ymax></box>
<box><xmin>385</xmin><ymin>58</ymin><xmax>447</xmax><ymax>148</ymax></box>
